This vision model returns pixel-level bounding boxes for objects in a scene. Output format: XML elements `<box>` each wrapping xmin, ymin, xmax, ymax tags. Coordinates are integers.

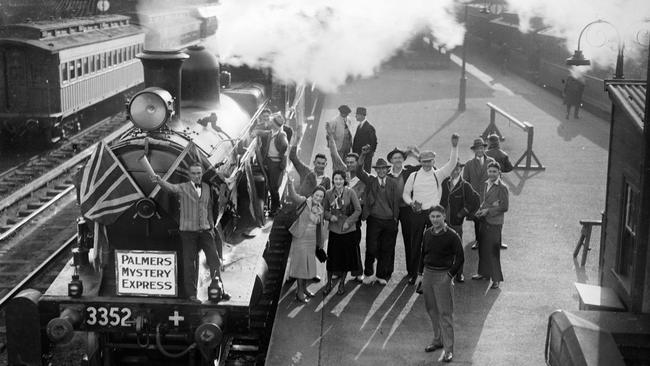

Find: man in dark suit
<box><xmin>440</xmin><ymin>161</ymin><xmax>480</xmax><ymax>282</ymax></box>
<box><xmin>257</xmin><ymin>114</ymin><xmax>289</xmax><ymax>216</ymax></box>
<box><xmin>463</xmin><ymin>138</ymin><xmax>495</xmax><ymax>250</ymax></box>
<box><xmin>352</xmin><ymin>107</ymin><xmax>378</xmax><ymax>173</ymax></box>
<box><xmin>357</xmin><ymin>152</ymin><xmax>401</xmax><ymax>285</ymax></box>
<box><xmin>485</xmin><ymin>134</ymin><xmax>513</xmax><ymax>173</ymax></box>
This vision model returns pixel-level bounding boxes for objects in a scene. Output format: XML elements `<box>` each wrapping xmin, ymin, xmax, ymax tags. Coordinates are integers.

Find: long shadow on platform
<box><xmin>500</xmin><ymin>168</ymin><xmax>544</xmax><ymax>197</ymax></box>
<box><xmin>417</xmin><ymin>111</ymin><xmax>462</xmax><ymax>149</ymax></box>
<box><xmin>453</xmin><ymin>240</ymin><xmax>501</xmax><ymax>364</ymax></box>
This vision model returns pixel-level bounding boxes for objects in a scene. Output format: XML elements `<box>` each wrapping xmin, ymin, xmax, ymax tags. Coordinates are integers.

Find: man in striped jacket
<box><xmin>152</xmin><ymin>163</ymin><xmax>229</xmax><ymax>303</ymax></box>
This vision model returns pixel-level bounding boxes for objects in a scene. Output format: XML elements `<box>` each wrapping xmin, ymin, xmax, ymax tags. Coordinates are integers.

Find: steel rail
<box><xmin>0</xmin><ymin>235</ymin><xmax>76</xmax><ymax>309</ymax></box>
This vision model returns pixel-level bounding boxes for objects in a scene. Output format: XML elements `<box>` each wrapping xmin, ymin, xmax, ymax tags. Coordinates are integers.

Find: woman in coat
<box><xmin>473</xmin><ymin>162</ymin><xmax>509</xmax><ymax>289</ymax></box>
<box><xmin>323</xmin><ymin>170</ymin><xmax>362</xmax><ymax>295</ymax></box>
<box><xmin>287</xmin><ymin>180</ymin><xmax>327</xmax><ymax>302</ymax></box>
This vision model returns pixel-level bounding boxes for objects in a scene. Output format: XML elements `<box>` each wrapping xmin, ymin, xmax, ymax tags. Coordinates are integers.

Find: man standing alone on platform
<box><xmin>351</xmin><ymin>107</ymin><xmax>377</xmax><ymax>173</ymax></box>
<box><xmin>326</xmin><ymin>105</ymin><xmax>353</xmax><ymax>159</ymax></box>
<box><xmin>357</xmin><ymin>151</ymin><xmax>401</xmax><ymax>285</ymax></box>
<box><xmin>440</xmin><ymin>161</ymin><xmax>480</xmax><ymax>282</ymax></box>
<box><xmin>463</xmin><ymin>138</ymin><xmax>495</xmax><ymax>250</ymax></box>
<box><xmin>402</xmin><ymin>134</ymin><xmax>459</xmax><ymax>284</ymax></box>
<box><xmin>151</xmin><ymin>163</ymin><xmax>229</xmax><ymax>303</ymax></box>
<box><xmin>416</xmin><ymin>206</ymin><xmax>464</xmax><ymax>363</ymax></box>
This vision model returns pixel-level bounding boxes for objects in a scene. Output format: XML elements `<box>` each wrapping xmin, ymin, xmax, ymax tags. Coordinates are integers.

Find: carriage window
<box><xmin>101</xmin><ymin>52</ymin><xmax>106</xmax><ymax>69</ymax></box>
<box><xmin>618</xmin><ymin>181</ymin><xmax>639</xmax><ymax>283</ymax></box>
<box><xmin>112</xmin><ymin>50</ymin><xmax>117</xmax><ymax>65</ymax></box>
<box><xmin>118</xmin><ymin>49</ymin><xmax>122</xmax><ymax>64</ymax></box>
<box><xmin>107</xmin><ymin>52</ymin><xmax>113</xmax><ymax>67</ymax></box>
<box><xmin>76</xmin><ymin>59</ymin><xmax>82</xmax><ymax>77</ymax></box>
<box><xmin>89</xmin><ymin>55</ymin><xmax>95</xmax><ymax>73</ymax></box>
<box><xmin>83</xmin><ymin>57</ymin><xmax>89</xmax><ymax>75</ymax></box>
<box><xmin>61</xmin><ymin>63</ymin><xmax>68</xmax><ymax>82</ymax></box>
<box><xmin>96</xmin><ymin>54</ymin><xmax>101</xmax><ymax>70</ymax></box>
<box><xmin>69</xmin><ymin>62</ymin><xmax>76</xmax><ymax>79</ymax></box>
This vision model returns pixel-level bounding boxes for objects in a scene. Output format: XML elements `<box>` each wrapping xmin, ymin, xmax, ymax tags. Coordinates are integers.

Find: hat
<box><xmin>387</xmin><ymin>147</ymin><xmax>406</xmax><ymax>161</ymax></box>
<box><xmin>455</xmin><ymin>159</ymin><xmax>466</xmax><ymax>168</ymax></box>
<box><xmin>419</xmin><ymin>150</ymin><xmax>436</xmax><ymax>162</ymax></box>
<box><xmin>372</xmin><ymin>158</ymin><xmax>390</xmax><ymax>169</ymax></box>
<box><xmin>338</xmin><ymin>105</ymin><xmax>351</xmax><ymax>114</ymax></box>
<box><xmin>356</xmin><ymin>107</ymin><xmax>367</xmax><ymax>116</ymax></box>
<box><xmin>487</xmin><ymin>134</ymin><xmax>500</xmax><ymax>144</ymax></box>
<box><xmin>470</xmin><ymin>138</ymin><xmax>488</xmax><ymax>150</ymax></box>
<box><xmin>272</xmin><ymin>114</ymin><xmax>285</xmax><ymax>127</ymax></box>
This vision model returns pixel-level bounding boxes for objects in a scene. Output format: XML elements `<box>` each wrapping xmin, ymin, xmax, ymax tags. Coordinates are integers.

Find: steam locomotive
<box><xmin>5</xmin><ymin>44</ymin><xmax>314</xmax><ymax>365</ymax></box>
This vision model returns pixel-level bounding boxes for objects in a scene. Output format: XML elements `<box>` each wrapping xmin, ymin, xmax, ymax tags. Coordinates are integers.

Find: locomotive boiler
<box><xmin>5</xmin><ymin>44</ymin><xmax>308</xmax><ymax>365</ymax></box>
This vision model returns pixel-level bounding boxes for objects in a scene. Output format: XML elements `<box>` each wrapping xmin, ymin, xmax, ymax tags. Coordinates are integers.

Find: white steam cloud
<box><xmin>211</xmin><ymin>0</ymin><xmax>465</xmax><ymax>92</ymax></box>
<box><xmin>508</xmin><ymin>0</ymin><xmax>650</xmax><ymax>73</ymax></box>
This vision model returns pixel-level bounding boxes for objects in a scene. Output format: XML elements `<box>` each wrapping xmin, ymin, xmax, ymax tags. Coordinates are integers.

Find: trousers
<box><xmin>364</xmin><ymin>216</ymin><xmax>398</xmax><ymax>279</ymax></box>
<box><xmin>449</xmin><ymin>224</ymin><xmax>464</xmax><ymax>276</ymax></box>
<box><xmin>408</xmin><ymin>209</ymin><xmax>431</xmax><ymax>278</ymax></box>
<box><xmin>423</xmin><ymin>268</ymin><xmax>455</xmax><ymax>352</ymax></box>
<box><xmin>266</xmin><ymin>160</ymin><xmax>283</xmax><ymax>212</ymax></box>
<box><xmin>179</xmin><ymin>230</ymin><xmax>222</xmax><ymax>298</ymax></box>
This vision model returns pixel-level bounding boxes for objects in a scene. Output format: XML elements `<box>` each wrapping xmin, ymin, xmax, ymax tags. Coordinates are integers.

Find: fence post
<box><xmin>482</xmin><ymin>104</ymin><xmax>504</xmax><ymax>141</ymax></box>
<box><xmin>513</xmin><ymin>122</ymin><xmax>545</xmax><ymax>170</ymax></box>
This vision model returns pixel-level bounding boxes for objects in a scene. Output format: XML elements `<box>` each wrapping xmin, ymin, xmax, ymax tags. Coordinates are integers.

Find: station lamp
<box><xmin>566</xmin><ymin>19</ymin><xmax>624</xmax><ymax>79</ymax></box>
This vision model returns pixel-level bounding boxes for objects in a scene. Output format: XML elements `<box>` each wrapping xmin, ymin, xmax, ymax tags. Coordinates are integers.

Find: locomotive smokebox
<box><xmin>137</xmin><ymin>50</ymin><xmax>189</xmax><ymax>121</ymax></box>
<box><xmin>182</xmin><ymin>45</ymin><xmax>220</xmax><ymax>105</ymax></box>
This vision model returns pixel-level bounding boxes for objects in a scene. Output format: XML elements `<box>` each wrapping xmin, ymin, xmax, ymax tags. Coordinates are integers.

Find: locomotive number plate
<box><xmin>85</xmin><ymin>306</ymin><xmax>132</xmax><ymax>328</ymax></box>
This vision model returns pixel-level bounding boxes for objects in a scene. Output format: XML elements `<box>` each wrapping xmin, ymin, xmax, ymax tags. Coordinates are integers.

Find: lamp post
<box><xmin>458</xmin><ymin>3</ymin><xmax>468</xmax><ymax>112</ymax></box>
<box><xmin>566</xmin><ymin>19</ymin><xmax>625</xmax><ymax>79</ymax></box>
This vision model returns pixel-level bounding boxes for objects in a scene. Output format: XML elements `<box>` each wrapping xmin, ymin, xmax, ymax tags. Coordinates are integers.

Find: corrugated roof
<box><xmin>605</xmin><ymin>80</ymin><xmax>647</xmax><ymax>131</ymax></box>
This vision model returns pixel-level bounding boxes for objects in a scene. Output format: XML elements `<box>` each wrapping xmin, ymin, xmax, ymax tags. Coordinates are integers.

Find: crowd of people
<box><xmin>253</xmin><ymin>105</ymin><xmax>513</xmax><ymax>363</ymax></box>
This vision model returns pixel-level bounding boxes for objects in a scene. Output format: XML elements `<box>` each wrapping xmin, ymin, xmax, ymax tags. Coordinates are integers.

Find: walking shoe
<box><xmin>441</xmin><ymin>351</ymin><xmax>453</xmax><ymax>362</ymax></box>
<box><xmin>352</xmin><ymin>275</ymin><xmax>364</xmax><ymax>283</ymax></box>
<box><xmin>471</xmin><ymin>274</ymin><xmax>485</xmax><ymax>280</ymax></box>
<box><xmin>408</xmin><ymin>276</ymin><xmax>417</xmax><ymax>285</ymax></box>
<box><xmin>425</xmin><ymin>343</ymin><xmax>443</xmax><ymax>352</ymax></box>
<box><xmin>311</xmin><ymin>275</ymin><xmax>321</xmax><ymax>283</ymax></box>
<box><xmin>490</xmin><ymin>281</ymin><xmax>500</xmax><ymax>289</ymax></box>
<box><xmin>471</xmin><ymin>241</ymin><xmax>479</xmax><ymax>250</ymax></box>
<box><xmin>500</xmin><ymin>243</ymin><xmax>508</xmax><ymax>249</ymax></box>
<box><xmin>455</xmin><ymin>273</ymin><xmax>465</xmax><ymax>282</ymax></box>
<box><xmin>376</xmin><ymin>278</ymin><xmax>388</xmax><ymax>286</ymax></box>
<box><xmin>363</xmin><ymin>275</ymin><xmax>376</xmax><ymax>285</ymax></box>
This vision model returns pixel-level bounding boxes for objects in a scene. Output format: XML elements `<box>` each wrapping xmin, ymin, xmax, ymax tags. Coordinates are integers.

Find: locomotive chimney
<box><xmin>137</xmin><ymin>50</ymin><xmax>189</xmax><ymax>121</ymax></box>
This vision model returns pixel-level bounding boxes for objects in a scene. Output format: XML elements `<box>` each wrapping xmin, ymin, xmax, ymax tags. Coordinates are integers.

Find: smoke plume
<box><xmin>211</xmin><ymin>0</ymin><xmax>465</xmax><ymax>92</ymax></box>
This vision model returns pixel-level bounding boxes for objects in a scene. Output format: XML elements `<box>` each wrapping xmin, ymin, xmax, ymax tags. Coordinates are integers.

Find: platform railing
<box><xmin>481</xmin><ymin>102</ymin><xmax>545</xmax><ymax>171</ymax></box>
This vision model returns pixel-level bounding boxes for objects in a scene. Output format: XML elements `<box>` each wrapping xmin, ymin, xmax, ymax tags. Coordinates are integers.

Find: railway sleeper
<box><xmin>5</xmin><ymin>218</ymin><xmax>18</xmax><ymax>225</ymax></box>
<box><xmin>27</xmin><ymin>202</ymin><xmax>43</xmax><ymax>210</ymax></box>
<box><xmin>0</xmin><ymin>225</ymin><xmax>12</xmax><ymax>233</ymax></box>
<box><xmin>46</xmin><ymin>190</ymin><xmax>62</xmax><ymax>197</ymax></box>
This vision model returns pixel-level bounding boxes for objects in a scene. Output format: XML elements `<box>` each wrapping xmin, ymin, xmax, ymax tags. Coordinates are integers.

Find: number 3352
<box><xmin>86</xmin><ymin>306</ymin><xmax>132</xmax><ymax>327</ymax></box>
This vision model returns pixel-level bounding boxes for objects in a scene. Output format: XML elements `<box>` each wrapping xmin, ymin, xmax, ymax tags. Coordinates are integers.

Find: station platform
<box><xmin>266</xmin><ymin>51</ymin><xmax>608</xmax><ymax>365</ymax></box>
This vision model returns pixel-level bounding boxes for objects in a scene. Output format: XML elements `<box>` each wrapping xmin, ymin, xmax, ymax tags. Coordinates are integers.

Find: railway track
<box><xmin>0</xmin><ymin>115</ymin><xmax>133</xmax><ymax>241</ymax></box>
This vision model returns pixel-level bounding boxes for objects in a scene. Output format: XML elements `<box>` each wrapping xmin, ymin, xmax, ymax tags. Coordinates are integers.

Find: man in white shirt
<box><xmin>402</xmin><ymin>134</ymin><xmax>459</xmax><ymax>284</ymax></box>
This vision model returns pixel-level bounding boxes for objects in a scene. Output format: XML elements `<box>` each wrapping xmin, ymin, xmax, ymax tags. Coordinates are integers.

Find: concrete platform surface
<box><xmin>267</xmin><ymin>51</ymin><xmax>607</xmax><ymax>366</ymax></box>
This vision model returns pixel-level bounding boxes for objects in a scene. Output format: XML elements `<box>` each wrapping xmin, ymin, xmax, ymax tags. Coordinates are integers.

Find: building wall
<box><xmin>601</xmin><ymin>105</ymin><xmax>645</xmax><ymax>310</ymax></box>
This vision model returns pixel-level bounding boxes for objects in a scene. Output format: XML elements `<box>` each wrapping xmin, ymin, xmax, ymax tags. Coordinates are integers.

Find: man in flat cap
<box><xmin>440</xmin><ymin>160</ymin><xmax>480</xmax><ymax>282</ymax></box>
<box><xmin>357</xmin><ymin>152</ymin><xmax>401</xmax><ymax>285</ymax></box>
<box><xmin>463</xmin><ymin>138</ymin><xmax>496</xmax><ymax>250</ymax></box>
<box><xmin>402</xmin><ymin>134</ymin><xmax>460</xmax><ymax>284</ymax></box>
<box><xmin>352</xmin><ymin>107</ymin><xmax>377</xmax><ymax>173</ymax></box>
<box><xmin>326</xmin><ymin>105</ymin><xmax>354</xmax><ymax>159</ymax></box>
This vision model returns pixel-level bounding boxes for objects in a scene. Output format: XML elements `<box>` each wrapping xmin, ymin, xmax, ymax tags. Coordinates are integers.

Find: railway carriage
<box><xmin>0</xmin><ymin>15</ymin><xmax>145</xmax><ymax>145</ymax></box>
<box><xmin>5</xmin><ymin>43</ymin><xmax>317</xmax><ymax>365</ymax></box>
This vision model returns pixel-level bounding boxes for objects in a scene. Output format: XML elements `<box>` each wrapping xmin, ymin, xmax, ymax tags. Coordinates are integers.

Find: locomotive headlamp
<box><xmin>128</xmin><ymin>87</ymin><xmax>175</xmax><ymax>131</ymax></box>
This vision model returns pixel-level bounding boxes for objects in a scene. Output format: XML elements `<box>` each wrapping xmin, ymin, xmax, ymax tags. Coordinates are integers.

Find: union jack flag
<box><xmin>80</xmin><ymin>141</ymin><xmax>144</xmax><ymax>225</ymax></box>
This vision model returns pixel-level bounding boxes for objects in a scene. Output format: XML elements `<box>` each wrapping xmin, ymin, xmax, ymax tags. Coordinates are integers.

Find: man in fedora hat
<box><xmin>387</xmin><ymin>146</ymin><xmax>422</xmax><ymax>279</ymax></box>
<box><xmin>352</xmin><ymin>107</ymin><xmax>377</xmax><ymax>173</ymax></box>
<box><xmin>326</xmin><ymin>105</ymin><xmax>354</xmax><ymax>159</ymax></box>
<box><xmin>463</xmin><ymin>137</ymin><xmax>496</xmax><ymax>250</ymax></box>
<box><xmin>357</xmin><ymin>149</ymin><xmax>401</xmax><ymax>285</ymax></box>
<box><xmin>440</xmin><ymin>160</ymin><xmax>480</xmax><ymax>282</ymax></box>
<box><xmin>402</xmin><ymin>134</ymin><xmax>460</xmax><ymax>284</ymax></box>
